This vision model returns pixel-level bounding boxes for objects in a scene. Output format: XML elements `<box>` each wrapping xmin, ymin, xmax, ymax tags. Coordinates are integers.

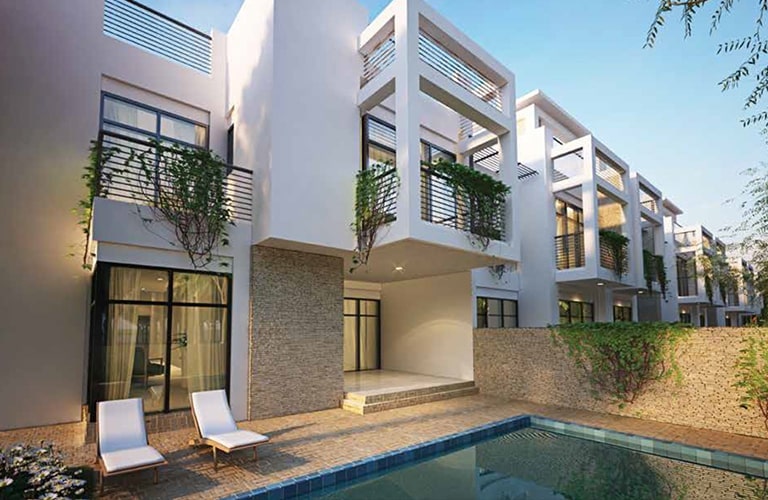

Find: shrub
<box><xmin>0</xmin><ymin>442</ymin><xmax>91</xmax><ymax>499</ymax></box>
<box><xmin>734</xmin><ymin>328</ymin><xmax>768</xmax><ymax>432</ymax></box>
<box><xmin>550</xmin><ymin>322</ymin><xmax>692</xmax><ymax>404</ymax></box>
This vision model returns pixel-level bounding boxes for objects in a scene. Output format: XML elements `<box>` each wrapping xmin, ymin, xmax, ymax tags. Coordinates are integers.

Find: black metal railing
<box><xmin>599</xmin><ymin>236</ymin><xmax>629</xmax><ymax>274</ymax></box>
<box><xmin>372</xmin><ymin>167</ymin><xmax>398</xmax><ymax>221</ymax></box>
<box><xmin>104</xmin><ymin>0</ymin><xmax>212</xmax><ymax>74</ymax></box>
<box><xmin>96</xmin><ymin>130</ymin><xmax>252</xmax><ymax>222</ymax></box>
<box><xmin>420</xmin><ymin>166</ymin><xmax>506</xmax><ymax>241</ymax></box>
<box><xmin>555</xmin><ymin>233</ymin><xmax>585</xmax><ymax>270</ymax></box>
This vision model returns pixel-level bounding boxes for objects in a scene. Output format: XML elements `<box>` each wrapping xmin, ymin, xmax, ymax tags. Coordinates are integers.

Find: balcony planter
<box><xmin>599</xmin><ymin>229</ymin><xmax>629</xmax><ymax>280</ymax></box>
<box><xmin>428</xmin><ymin>159</ymin><xmax>509</xmax><ymax>250</ymax></box>
<box><xmin>351</xmin><ymin>164</ymin><xmax>399</xmax><ymax>272</ymax></box>
<box><xmin>643</xmin><ymin>249</ymin><xmax>668</xmax><ymax>298</ymax></box>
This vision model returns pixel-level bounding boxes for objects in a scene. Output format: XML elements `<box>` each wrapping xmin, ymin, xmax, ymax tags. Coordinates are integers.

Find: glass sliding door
<box><xmin>89</xmin><ymin>264</ymin><xmax>231</xmax><ymax>417</ymax></box>
<box><xmin>343</xmin><ymin>298</ymin><xmax>380</xmax><ymax>372</ymax></box>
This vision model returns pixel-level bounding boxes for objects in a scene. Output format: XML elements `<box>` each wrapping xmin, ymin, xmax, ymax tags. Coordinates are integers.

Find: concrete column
<box><xmin>393</xmin><ymin>0</ymin><xmax>420</xmax><ymax>233</ymax></box>
<box><xmin>581</xmin><ymin>139</ymin><xmax>599</xmax><ymax>277</ymax></box>
<box><xmin>595</xmin><ymin>286</ymin><xmax>614</xmax><ymax>322</ymax></box>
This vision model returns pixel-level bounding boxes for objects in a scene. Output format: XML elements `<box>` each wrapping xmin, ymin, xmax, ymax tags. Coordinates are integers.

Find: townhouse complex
<box><xmin>0</xmin><ymin>0</ymin><xmax>761</xmax><ymax>432</ymax></box>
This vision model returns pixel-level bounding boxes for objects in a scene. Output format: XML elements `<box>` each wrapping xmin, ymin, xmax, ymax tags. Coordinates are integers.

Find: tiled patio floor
<box><xmin>2</xmin><ymin>395</ymin><xmax>768</xmax><ymax>499</ymax></box>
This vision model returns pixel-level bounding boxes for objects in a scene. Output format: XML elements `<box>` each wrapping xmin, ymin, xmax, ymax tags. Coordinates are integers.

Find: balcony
<box><xmin>599</xmin><ymin>231</ymin><xmax>630</xmax><ymax>278</ymax></box>
<box><xmin>555</xmin><ymin>233</ymin><xmax>585</xmax><ymax>270</ymax></box>
<box><xmin>95</xmin><ymin>130</ymin><xmax>252</xmax><ymax>222</ymax></box>
<box><xmin>103</xmin><ymin>0</ymin><xmax>212</xmax><ymax>73</ymax></box>
<box><xmin>420</xmin><ymin>166</ymin><xmax>506</xmax><ymax>243</ymax></box>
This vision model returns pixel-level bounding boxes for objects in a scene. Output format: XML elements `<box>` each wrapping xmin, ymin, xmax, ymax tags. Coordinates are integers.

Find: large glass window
<box><xmin>343</xmin><ymin>298</ymin><xmax>380</xmax><ymax>372</ymax></box>
<box><xmin>477</xmin><ymin>297</ymin><xmax>518</xmax><ymax>328</ymax></box>
<box><xmin>89</xmin><ymin>264</ymin><xmax>230</xmax><ymax>416</ymax></box>
<box><xmin>101</xmin><ymin>93</ymin><xmax>208</xmax><ymax>148</ymax></box>
<box><xmin>559</xmin><ymin>300</ymin><xmax>594</xmax><ymax>324</ymax></box>
<box><xmin>613</xmin><ymin>305</ymin><xmax>632</xmax><ymax>322</ymax></box>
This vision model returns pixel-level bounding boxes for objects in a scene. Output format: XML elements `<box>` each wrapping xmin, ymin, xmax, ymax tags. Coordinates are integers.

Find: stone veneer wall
<box><xmin>249</xmin><ymin>246</ymin><xmax>344</xmax><ymax>419</ymax></box>
<box><xmin>474</xmin><ymin>327</ymin><xmax>766</xmax><ymax>438</ymax></box>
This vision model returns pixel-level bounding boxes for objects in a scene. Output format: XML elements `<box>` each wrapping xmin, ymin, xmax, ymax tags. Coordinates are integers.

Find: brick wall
<box><xmin>249</xmin><ymin>247</ymin><xmax>344</xmax><ymax>418</ymax></box>
<box><xmin>474</xmin><ymin>327</ymin><xmax>767</xmax><ymax>438</ymax></box>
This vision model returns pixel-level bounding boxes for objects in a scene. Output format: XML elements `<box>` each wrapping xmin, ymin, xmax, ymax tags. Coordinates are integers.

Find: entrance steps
<box><xmin>342</xmin><ymin>380</ymin><xmax>478</xmax><ymax>415</ymax></box>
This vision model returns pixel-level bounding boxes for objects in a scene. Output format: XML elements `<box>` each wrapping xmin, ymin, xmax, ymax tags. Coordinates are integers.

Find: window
<box><xmin>613</xmin><ymin>305</ymin><xmax>632</xmax><ymax>322</ymax></box>
<box><xmin>101</xmin><ymin>93</ymin><xmax>208</xmax><ymax>148</ymax></box>
<box><xmin>363</xmin><ymin>115</ymin><xmax>396</xmax><ymax>170</ymax></box>
<box><xmin>88</xmin><ymin>264</ymin><xmax>230</xmax><ymax>416</ymax></box>
<box><xmin>555</xmin><ymin>199</ymin><xmax>584</xmax><ymax>269</ymax></box>
<box><xmin>226</xmin><ymin>124</ymin><xmax>234</xmax><ymax>165</ymax></box>
<box><xmin>477</xmin><ymin>297</ymin><xmax>518</xmax><ymax>328</ymax></box>
<box><xmin>680</xmin><ymin>312</ymin><xmax>692</xmax><ymax>324</ymax></box>
<box><xmin>677</xmin><ymin>256</ymin><xmax>697</xmax><ymax>297</ymax></box>
<box><xmin>343</xmin><ymin>299</ymin><xmax>380</xmax><ymax>371</ymax></box>
<box><xmin>559</xmin><ymin>300</ymin><xmax>594</xmax><ymax>324</ymax></box>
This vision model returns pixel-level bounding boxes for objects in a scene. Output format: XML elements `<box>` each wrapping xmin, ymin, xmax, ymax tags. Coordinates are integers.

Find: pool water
<box><xmin>309</xmin><ymin>428</ymin><xmax>763</xmax><ymax>499</ymax></box>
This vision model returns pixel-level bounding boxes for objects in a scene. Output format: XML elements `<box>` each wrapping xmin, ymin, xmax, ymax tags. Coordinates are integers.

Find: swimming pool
<box><xmin>226</xmin><ymin>416</ymin><xmax>768</xmax><ymax>500</ymax></box>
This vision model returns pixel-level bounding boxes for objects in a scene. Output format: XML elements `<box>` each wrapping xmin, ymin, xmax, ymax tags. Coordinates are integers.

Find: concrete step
<box><xmin>342</xmin><ymin>384</ymin><xmax>479</xmax><ymax>415</ymax></box>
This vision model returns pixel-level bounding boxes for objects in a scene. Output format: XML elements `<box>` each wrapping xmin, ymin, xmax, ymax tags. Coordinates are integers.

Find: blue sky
<box><xmin>144</xmin><ymin>0</ymin><xmax>764</xmax><ymax>240</ymax></box>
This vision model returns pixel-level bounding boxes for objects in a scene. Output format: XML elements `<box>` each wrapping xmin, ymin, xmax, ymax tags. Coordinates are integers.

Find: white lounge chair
<box><xmin>96</xmin><ymin>398</ymin><xmax>167</xmax><ymax>493</ymax></box>
<box><xmin>190</xmin><ymin>390</ymin><xmax>269</xmax><ymax>471</ymax></box>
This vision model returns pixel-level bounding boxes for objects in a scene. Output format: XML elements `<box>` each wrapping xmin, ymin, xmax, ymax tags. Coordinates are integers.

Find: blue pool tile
<box><xmin>695</xmin><ymin>449</ymin><xmax>713</xmax><ymax>466</ymax></box>
<box><xmin>282</xmin><ymin>481</ymin><xmax>297</xmax><ymax>499</ymax></box>
<box><xmin>296</xmin><ymin>479</ymin><xmax>310</xmax><ymax>496</ymax></box>
<box><xmin>593</xmin><ymin>429</ymin><xmax>606</xmax><ymax>443</ymax></box>
<box><xmin>728</xmin><ymin>454</ymin><xmax>747</xmax><ymax>474</ymax></box>
<box><xmin>680</xmin><ymin>446</ymin><xmax>698</xmax><ymax>463</ymax></box>
<box><xmin>640</xmin><ymin>438</ymin><xmax>654</xmax><ymax>453</ymax></box>
<box><xmin>266</xmin><ymin>487</ymin><xmax>284</xmax><ymax>500</ymax></box>
<box><xmin>746</xmin><ymin>458</ymin><xmax>765</xmax><ymax>477</ymax></box>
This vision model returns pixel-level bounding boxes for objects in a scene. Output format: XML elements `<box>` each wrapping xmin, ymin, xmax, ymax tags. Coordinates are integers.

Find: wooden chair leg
<box><xmin>99</xmin><ymin>469</ymin><xmax>104</xmax><ymax>494</ymax></box>
<box><xmin>213</xmin><ymin>446</ymin><xmax>218</xmax><ymax>471</ymax></box>
<box><xmin>154</xmin><ymin>466</ymin><xmax>159</xmax><ymax>484</ymax></box>
<box><xmin>253</xmin><ymin>446</ymin><xmax>258</xmax><ymax>461</ymax></box>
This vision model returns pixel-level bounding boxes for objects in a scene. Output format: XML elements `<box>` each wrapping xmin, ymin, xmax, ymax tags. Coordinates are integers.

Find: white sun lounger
<box><xmin>96</xmin><ymin>398</ymin><xmax>167</xmax><ymax>493</ymax></box>
<box><xmin>190</xmin><ymin>390</ymin><xmax>269</xmax><ymax>471</ymax></box>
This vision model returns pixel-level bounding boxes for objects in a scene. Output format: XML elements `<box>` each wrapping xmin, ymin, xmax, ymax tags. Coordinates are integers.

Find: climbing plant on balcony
<box><xmin>73</xmin><ymin>141</ymin><xmax>120</xmax><ymax>270</ymax></box>
<box><xmin>599</xmin><ymin>229</ymin><xmax>630</xmax><ymax>279</ymax></box>
<box><xmin>128</xmin><ymin>140</ymin><xmax>233</xmax><ymax>269</ymax></box>
<box><xmin>429</xmin><ymin>159</ymin><xmax>510</xmax><ymax>250</ymax></box>
<box><xmin>642</xmin><ymin>249</ymin><xmax>669</xmax><ymax>298</ymax></box>
<box><xmin>351</xmin><ymin>163</ymin><xmax>399</xmax><ymax>272</ymax></box>
<box><xmin>550</xmin><ymin>322</ymin><xmax>692</xmax><ymax>405</ymax></box>
<box><xmin>698</xmin><ymin>253</ymin><xmax>738</xmax><ymax>304</ymax></box>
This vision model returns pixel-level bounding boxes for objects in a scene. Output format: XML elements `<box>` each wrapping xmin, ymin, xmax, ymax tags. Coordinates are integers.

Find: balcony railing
<box><xmin>104</xmin><ymin>0</ymin><xmax>212</xmax><ymax>74</ymax></box>
<box><xmin>96</xmin><ymin>130</ymin><xmax>252</xmax><ymax>222</ymax></box>
<box><xmin>595</xmin><ymin>153</ymin><xmax>624</xmax><ymax>191</ymax></box>
<box><xmin>420</xmin><ymin>166</ymin><xmax>505</xmax><ymax>241</ymax></box>
<box><xmin>555</xmin><ymin>233</ymin><xmax>585</xmax><ymax>270</ymax></box>
<box><xmin>418</xmin><ymin>31</ymin><xmax>502</xmax><ymax>111</ymax></box>
<box><xmin>372</xmin><ymin>167</ymin><xmax>399</xmax><ymax>221</ymax></box>
<box><xmin>361</xmin><ymin>30</ymin><xmax>395</xmax><ymax>86</ymax></box>
<box><xmin>599</xmin><ymin>233</ymin><xmax>629</xmax><ymax>276</ymax></box>
<box><xmin>675</xmin><ymin>230</ymin><xmax>697</xmax><ymax>247</ymax></box>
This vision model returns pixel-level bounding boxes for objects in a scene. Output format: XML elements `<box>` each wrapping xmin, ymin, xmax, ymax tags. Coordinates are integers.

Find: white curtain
<box><xmin>176</xmin><ymin>275</ymin><xmax>227</xmax><ymax>394</ymax></box>
<box><xmin>105</xmin><ymin>268</ymin><xmax>143</xmax><ymax>400</ymax></box>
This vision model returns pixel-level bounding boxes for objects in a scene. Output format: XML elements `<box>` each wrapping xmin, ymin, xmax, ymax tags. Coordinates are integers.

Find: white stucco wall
<box><xmin>380</xmin><ymin>272</ymin><xmax>474</xmax><ymax>380</ymax></box>
<box><xmin>0</xmin><ymin>0</ymin><xmax>229</xmax><ymax>429</ymax></box>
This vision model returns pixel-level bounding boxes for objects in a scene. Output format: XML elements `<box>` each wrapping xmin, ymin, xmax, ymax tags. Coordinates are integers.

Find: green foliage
<box><xmin>429</xmin><ymin>159</ymin><xmax>510</xmax><ymax>250</ymax></box>
<box><xmin>734</xmin><ymin>328</ymin><xmax>768</xmax><ymax>432</ymax></box>
<box><xmin>73</xmin><ymin>141</ymin><xmax>119</xmax><ymax>270</ymax></box>
<box><xmin>698</xmin><ymin>252</ymin><xmax>739</xmax><ymax>304</ymax></box>
<box><xmin>129</xmin><ymin>140</ymin><xmax>233</xmax><ymax>269</ymax></box>
<box><xmin>0</xmin><ymin>443</ymin><xmax>92</xmax><ymax>499</ymax></box>
<box><xmin>643</xmin><ymin>249</ymin><xmax>669</xmax><ymax>298</ymax></box>
<box><xmin>551</xmin><ymin>322</ymin><xmax>692</xmax><ymax>404</ymax></box>
<box><xmin>645</xmin><ymin>0</ymin><xmax>768</xmax><ymax>130</ymax></box>
<box><xmin>351</xmin><ymin>163</ymin><xmax>399</xmax><ymax>272</ymax></box>
<box><xmin>599</xmin><ymin>229</ymin><xmax>630</xmax><ymax>279</ymax></box>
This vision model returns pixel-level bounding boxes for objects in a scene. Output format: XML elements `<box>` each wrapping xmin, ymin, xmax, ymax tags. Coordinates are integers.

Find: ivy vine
<box><xmin>73</xmin><ymin>141</ymin><xmax>119</xmax><ymax>270</ymax></box>
<box><xmin>599</xmin><ymin>229</ymin><xmax>630</xmax><ymax>279</ymax></box>
<box><xmin>551</xmin><ymin>322</ymin><xmax>692</xmax><ymax>405</ymax></box>
<box><xmin>351</xmin><ymin>163</ymin><xmax>399</xmax><ymax>272</ymax></box>
<box><xmin>429</xmin><ymin>159</ymin><xmax>510</xmax><ymax>250</ymax></box>
<box><xmin>698</xmin><ymin>253</ymin><xmax>738</xmax><ymax>304</ymax></box>
<box><xmin>130</xmin><ymin>140</ymin><xmax>233</xmax><ymax>268</ymax></box>
<box><xmin>642</xmin><ymin>249</ymin><xmax>669</xmax><ymax>298</ymax></box>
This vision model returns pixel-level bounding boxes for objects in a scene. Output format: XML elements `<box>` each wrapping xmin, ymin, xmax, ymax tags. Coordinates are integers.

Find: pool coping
<box><xmin>224</xmin><ymin>414</ymin><xmax>768</xmax><ymax>499</ymax></box>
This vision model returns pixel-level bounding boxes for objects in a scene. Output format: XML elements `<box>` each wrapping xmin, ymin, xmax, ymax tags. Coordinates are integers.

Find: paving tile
<box><xmin>2</xmin><ymin>395</ymin><xmax>768</xmax><ymax>499</ymax></box>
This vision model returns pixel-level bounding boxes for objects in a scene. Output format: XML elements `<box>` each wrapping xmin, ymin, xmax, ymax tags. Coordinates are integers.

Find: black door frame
<box><xmin>343</xmin><ymin>298</ymin><xmax>381</xmax><ymax>372</ymax></box>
